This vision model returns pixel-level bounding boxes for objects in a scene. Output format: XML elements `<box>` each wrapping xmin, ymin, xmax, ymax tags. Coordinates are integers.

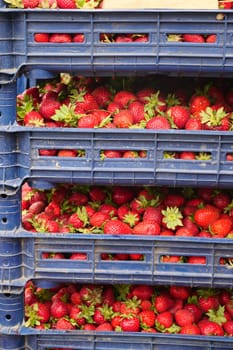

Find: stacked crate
<box><xmin>1</xmin><ymin>1</ymin><xmax>233</xmax><ymax>349</ymax></box>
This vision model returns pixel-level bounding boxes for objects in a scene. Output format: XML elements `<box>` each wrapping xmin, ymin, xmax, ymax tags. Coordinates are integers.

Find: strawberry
<box><xmin>101</xmin><ymin>150</ymin><xmax>122</xmax><ymax>158</ymax></box>
<box><xmin>197</xmin><ymin>289</ymin><xmax>220</xmax><ymax>312</ymax></box>
<box><xmin>50</xmin><ymin>299</ymin><xmax>70</xmax><ymax>319</ymax></box>
<box><xmin>184</xmin><ymin>303</ymin><xmax>203</xmax><ymax>323</ymax></box>
<box><xmin>209</xmin><ymin>216</ymin><xmax>233</xmax><ymax>238</ymax></box>
<box><xmin>132</xmin><ymin>221</ymin><xmax>160</xmax><ymax>235</ymax></box>
<box><xmin>92</xmin><ymin>86</ymin><xmax>111</xmax><ymax>108</ymax></box>
<box><xmin>103</xmin><ymin>219</ymin><xmax>132</xmax><ymax>234</ymax></box>
<box><xmin>56</xmin><ymin>0</ymin><xmax>76</xmax><ymax>7</ymax></box>
<box><xmin>131</xmin><ymin>285</ymin><xmax>154</xmax><ymax>301</ymax></box>
<box><xmin>198</xmin><ymin>319</ymin><xmax>224</xmax><ymax>336</ymax></box>
<box><xmin>95</xmin><ymin>322</ymin><xmax>113</xmax><ymax>331</ymax></box>
<box><xmin>174</xmin><ymin>308</ymin><xmax>194</xmax><ymax>327</ymax></box>
<box><xmin>154</xmin><ymin>294</ymin><xmax>174</xmax><ymax>313</ymax></box>
<box><xmin>155</xmin><ymin>311</ymin><xmax>173</xmax><ymax>331</ymax></box>
<box><xmin>189</xmin><ymin>95</ymin><xmax>211</xmax><ymax>115</ymax></box>
<box><xmin>70</xmin><ymin>252</ymin><xmax>87</xmax><ymax>260</ymax></box>
<box><xmin>187</xmin><ymin>256</ymin><xmax>206</xmax><ymax>265</ymax></box>
<box><xmin>182</xmin><ymin>34</ymin><xmax>205</xmax><ymax>43</ymax></box>
<box><xmin>73</xmin><ymin>34</ymin><xmax>85</xmax><ymax>43</ymax></box>
<box><xmin>89</xmin><ymin>212</ymin><xmax>109</xmax><ymax>227</ymax></box>
<box><xmin>146</xmin><ymin>115</ymin><xmax>171</xmax><ymax>129</ymax></box>
<box><xmin>143</xmin><ymin>206</ymin><xmax>162</xmax><ymax>225</ymax></box>
<box><xmin>120</xmin><ymin>315</ymin><xmax>140</xmax><ymax>332</ymax></box>
<box><xmin>113</xmin><ymin>90</ymin><xmax>136</xmax><ymax>108</ymax></box>
<box><xmin>93</xmin><ymin>304</ymin><xmax>114</xmax><ymax>325</ymax></box>
<box><xmin>223</xmin><ymin>320</ymin><xmax>233</xmax><ymax>335</ymax></box>
<box><xmin>206</xmin><ymin>34</ymin><xmax>217</xmax><ymax>43</ymax></box>
<box><xmin>24</xmin><ymin>111</ymin><xmax>45</xmax><ymax>127</ymax></box>
<box><xmin>169</xmin><ymin>286</ymin><xmax>191</xmax><ymax>301</ymax></box>
<box><xmin>25</xmin><ymin>302</ymin><xmax>50</xmax><ymax>327</ymax></box>
<box><xmin>23</xmin><ymin>0</ymin><xmax>39</xmax><ymax>7</ymax></box>
<box><xmin>193</xmin><ymin>205</ymin><xmax>220</xmax><ymax>229</ymax></box>
<box><xmin>167</xmin><ymin>105</ymin><xmax>190</xmax><ymax>129</ymax></box>
<box><xmin>128</xmin><ymin>100</ymin><xmax>146</xmax><ymax>123</ymax></box>
<box><xmin>113</xmin><ymin>109</ymin><xmax>134</xmax><ymax>128</ymax></box>
<box><xmin>139</xmin><ymin>310</ymin><xmax>156</xmax><ymax>329</ymax></box>
<box><xmin>78</xmin><ymin>113</ymin><xmax>100</xmax><ymax>128</ymax></box>
<box><xmin>34</xmin><ymin>33</ymin><xmax>50</xmax><ymax>42</ymax></box>
<box><xmin>54</xmin><ymin>317</ymin><xmax>76</xmax><ymax>330</ymax></box>
<box><xmin>200</xmin><ymin>106</ymin><xmax>230</xmax><ymax>131</ymax></box>
<box><xmin>49</xmin><ymin>34</ymin><xmax>72</xmax><ymax>43</ymax></box>
<box><xmin>180</xmin><ymin>323</ymin><xmax>201</xmax><ymax>335</ymax></box>
<box><xmin>112</xmin><ymin>186</ymin><xmax>135</xmax><ymax>205</ymax></box>
<box><xmin>39</xmin><ymin>98</ymin><xmax>61</xmax><ymax>120</ymax></box>
<box><xmin>57</xmin><ymin>150</ymin><xmax>77</xmax><ymax>157</ymax></box>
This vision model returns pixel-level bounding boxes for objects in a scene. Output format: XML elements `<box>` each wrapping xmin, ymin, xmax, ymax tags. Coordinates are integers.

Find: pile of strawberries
<box><xmin>25</xmin><ymin>281</ymin><xmax>233</xmax><ymax>337</ymax></box>
<box><xmin>22</xmin><ymin>182</ymin><xmax>233</xmax><ymax>238</ymax></box>
<box><xmin>17</xmin><ymin>74</ymin><xmax>233</xmax><ymax>131</ymax></box>
<box><xmin>4</xmin><ymin>0</ymin><xmax>233</xmax><ymax>9</ymax></box>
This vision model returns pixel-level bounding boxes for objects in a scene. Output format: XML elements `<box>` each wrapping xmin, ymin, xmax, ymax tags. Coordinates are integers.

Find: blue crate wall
<box><xmin>1</xmin><ymin>228</ymin><xmax>233</xmax><ymax>289</ymax></box>
<box><xmin>0</xmin><ymin>284</ymin><xmax>233</xmax><ymax>349</ymax></box>
<box><xmin>2</xmin><ymin>10</ymin><xmax>233</xmax><ymax>77</ymax></box>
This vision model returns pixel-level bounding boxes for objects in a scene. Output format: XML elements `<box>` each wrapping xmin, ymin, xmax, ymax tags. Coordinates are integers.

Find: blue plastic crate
<box><xmin>0</xmin><ymin>127</ymin><xmax>232</xmax><ymax>190</ymax></box>
<box><xmin>1</xmin><ymin>230</ymin><xmax>233</xmax><ymax>289</ymax></box>
<box><xmin>1</xmin><ymin>286</ymin><xmax>233</xmax><ymax>349</ymax></box>
<box><xmin>24</xmin><ymin>333</ymin><xmax>233</xmax><ymax>350</ymax></box>
<box><xmin>1</xmin><ymin>10</ymin><xmax>233</xmax><ymax>78</ymax></box>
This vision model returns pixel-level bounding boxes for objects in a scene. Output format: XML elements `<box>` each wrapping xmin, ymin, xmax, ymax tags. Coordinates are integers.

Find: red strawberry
<box><xmin>154</xmin><ymin>294</ymin><xmax>174</xmax><ymax>313</ymax></box>
<box><xmin>146</xmin><ymin>115</ymin><xmax>171</xmax><ymax>129</ymax></box>
<box><xmin>39</xmin><ymin>99</ymin><xmax>61</xmax><ymax>120</ymax></box>
<box><xmin>128</xmin><ymin>100</ymin><xmax>145</xmax><ymax>123</ymax></box>
<box><xmin>56</xmin><ymin>0</ymin><xmax>76</xmax><ymax>8</ymax></box>
<box><xmin>174</xmin><ymin>308</ymin><xmax>194</xmax><ymax>327</ymax></box>
<box><xmin>24</xmin><ymin>111</ymin><xmax>45</xmax><ymax>127</ymax></box>
<box><xmin>198</xmin><ymin>319</ymin><xmax>224</xmax><ymax>336</ymax></box>
<box><xmin>112</xmin><ymin>186</ymin><xmax>135</xmax><ymax>205</ymax></box>
<box><xmin>73</xmin><ymin>34</ymin><xmax>85</xmax><ymax>43</ymax></box>
<box><xmin>131</xmin><ymin>285</ymin><xmax>154</xmax><ymax>301</ymax></box>
<box><xmin>197</xmin><ymin>290</ymin><xmax>220</xmax><ymax>312</ymax></box>
<box><xmin>89</xmin><ymin>212</ymin><xmax>109</xmax><ymax>227</ymax></box>
<box><xmin>70</xmin><ymin>252</ymin><xmax>87</xmax><ymax>260</ymax></box>
<box><xmin>78</xmin><ymin>113</ymin><xmax>100</xmax><ymax>128</ymax></box>
<box><xmin>120</xmin><ymin>315</ymin><xmax>140</xmax><ymax>332</ymax></box>
<box><xmin>169</xmin><ymin>286</ymin><xmax>191</xmax><ymax>301</ymax></box>
<box><xmin>209</xmin><ymin>216</ymin><xmax>233</xmax><ymax>238</ymax></box>
<box><xmin>206</xmin><ymin>34</ymin><xmax>217</xmax><ymax>43</ymax></box>
<box><xmin>92</xmin><ymin>86</ymin><xmax>111</xmax><ymax>108</ymax></box>
<box><xmin>167</xmin><ymin>105</ymin><xmax>190</xmax><ymax>129</ymax></box>
<box><xmin>23</xmin><ymin>0</ymin><xmax>39</xmax><ymax>7</ymax></box>
<box><xmin>49</xmin><ymin>34</ymin><xmax>72</xmax><ymax>43</ymax></box>
<box><xmin>132</xmin><ymin>221</ymin><xmax>161</xmax><ymax>235</ymax></box>
<box><xmin>223</xmin><ymin>320</ymin><xmax>233</xmax><ymax>335</ymax></box>
<box><xmin>184</xmin><ymin>303</ymin><xmax>203</xmax><ymax>323</ymax></box>
<box><xmin>155</xmin><ymin>311</ymin><xmax>173</xmax><ymax>331</ymax></box>
<box><xmin>139</xmin><ymin>310</ymin><xmax>156</xmax><ymax>328</ymax></box>
<box><xmin>189</xmin><ymin>95</ymin><xmax>211</xmax><ymax>115</ymax></box>
<box><xmin>57</xmin><ymin>150</ymin><xmax>77</xmax><ymax>157</ymax></box>
<box><xmin>143</xmin><ymin>206</ymin><xmax>162</xmax><ymax>225</ymax></box>
<box><xmin>34</xmin><ymin>33</ymin><xmax>50</xmax><ymax>42</ymax></box>
<box><xmin>50</xmin><ymin>300</ymin><xmax>69</xmax><ymax>319</ymax></box>
<box><xmin>180</xmin><ymin>323</ymin><xmax>201</xmax><ymax>335</ymax></box>
<box><xmin>54</xmin><ymin>317</ymin><xmax>76</xmax><ymax>330</ymax></box>
<box><xmin>113</xmin><ymin>90</ymin><xmax>136</xmax><ymax>108</ymax></box>
<box><xmin>113</xmin><ymin>109</ymin><xmax>134</xmax><ymax>128</ymax></box>
<box><xmin>182</xmin><ymin>34</ymin><xmax>205</xmax><ymax>43</ymax></box>
<box><xmin>193</xmin><ymin>205</ymin><xmax>220</xmax><ymax>229</ymax></box>
<box><xmin>187</xmin><ymin>256</ymin><xmax>206</xmax><ymax>265</ymax></box>
<box><xmin>95</xmin><ymin>322</ymin><xmax>113</xmax><ymax>331</ymax></box>
<box><xmin>103</xmin><ymin>219</ymin><xmax>132</xmax><ymax>234</ymax></box>
<box><xmin>25</xmin><ymin>302</ymin><xmax>50</xmax><ymax>327</ymax></box>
